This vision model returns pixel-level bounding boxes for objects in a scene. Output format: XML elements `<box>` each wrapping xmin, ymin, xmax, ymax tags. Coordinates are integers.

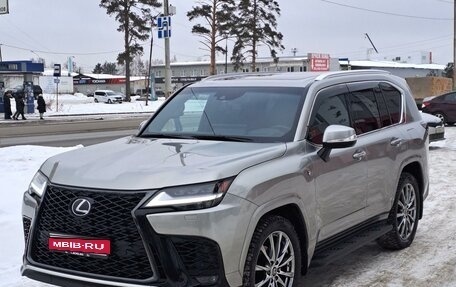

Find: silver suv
<box><xmin>22</xmin><ymin>71</ymin><xmax>429</xmax><ymax>287</ymax></box>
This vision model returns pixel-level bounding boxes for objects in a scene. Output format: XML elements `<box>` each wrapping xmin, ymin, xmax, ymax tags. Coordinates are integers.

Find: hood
<box><xmin>40</xmin><ymin>136</ymin><xmax>286</xmax><ymax>190</ymax></box>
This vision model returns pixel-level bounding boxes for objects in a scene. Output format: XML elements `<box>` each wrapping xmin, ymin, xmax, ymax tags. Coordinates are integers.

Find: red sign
<box><xmin>308</xmin><ymin>53</ymin><xmax>330</xmax><ymax>72</ymax></box>
<box><xmin>49</xmin><ymin>237</ymin><xmax>111</xmax><ymax>256</ymax></box>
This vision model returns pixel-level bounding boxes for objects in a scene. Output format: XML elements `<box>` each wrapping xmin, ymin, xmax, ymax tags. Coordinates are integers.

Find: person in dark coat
<box><xmin>12</xmin><ymin>93</ymin><xmax>26</xmax><ymax>120</ymax></box>
<box><xmin>3</xmin><ymin>92</ymin><xmax>13</xmax><ymax>120</ymax></box>
<box><xmin>37</xmin><ymin>94</ymin><xmax>46</xmax><ymax>120</ymax></box>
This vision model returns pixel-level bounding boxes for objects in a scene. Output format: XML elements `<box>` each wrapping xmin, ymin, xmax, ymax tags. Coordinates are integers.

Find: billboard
<box><xmin>308</xmin><ymin>53</ymin><xmax>330</xmax><ymax>72</ymax></box>
<box><xmin>0</xmin><ymin>0</ymin><xmax>9</xmax><ymax>15</ymax></box>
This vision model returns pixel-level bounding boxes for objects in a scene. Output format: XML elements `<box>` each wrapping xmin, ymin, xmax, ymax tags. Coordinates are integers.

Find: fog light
<box><xmin>195</xmin><ymin>275</ymin><xmax>218</xmax><ymax>285</ymax></box>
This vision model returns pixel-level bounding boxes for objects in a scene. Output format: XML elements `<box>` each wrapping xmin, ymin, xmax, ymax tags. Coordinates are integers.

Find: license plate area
<box><xmin>48</xmin><ymin>236</ymin><xmax>111</xmax><ymax>258</ymax></box>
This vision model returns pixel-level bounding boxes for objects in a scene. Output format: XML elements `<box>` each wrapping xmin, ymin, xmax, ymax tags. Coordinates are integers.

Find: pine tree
<box><xmin>232</xmin><ymin>0</ymin><xmax>284</xmax><ymax>72</ymax></box>
<box><xmin>102</xmin><ymin>61</ymin><xmax>118</xmax><ymax>75</ymax></box>
<box><xmin>93</xmin><ymin>63</ymin><xmax>103</xmax><ymax>74</ymax></box>
<box><xmin>187</xmin><ymin>0</ymin><xmax>236</xmax><ymax>75</ymax></box>
<box><xmin>100</xmin><ymin>0</ymin><xmax>161</xmax><ymax>100</ymax></box>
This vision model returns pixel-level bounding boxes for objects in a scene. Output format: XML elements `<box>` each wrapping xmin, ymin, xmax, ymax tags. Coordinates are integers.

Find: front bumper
<box><xmin>21</xmin><ymin>184</ymin><xmax>255</xmax><ymax>287</ymax></box>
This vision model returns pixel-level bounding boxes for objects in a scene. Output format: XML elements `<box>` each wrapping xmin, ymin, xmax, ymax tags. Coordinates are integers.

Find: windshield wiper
<box><xmin>140</xmin><ymin>133</ymin><xmax>197</xmax><ymax>140</ymax></box>
<box><xmin>192</xmin><ymin>135</ymin><xmax>253</xmax><ymax>142</ymax></box>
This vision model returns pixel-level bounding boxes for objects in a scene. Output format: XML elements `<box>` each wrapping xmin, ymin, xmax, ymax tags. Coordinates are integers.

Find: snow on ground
<box><xmin>0</xmin><ymin>128</ymin><xmax>455</xmax><ymax>286</ymax></box>
<box><xmin>2</xmin><ymin>93</ymin><xmax>165</xmax><ymax>121</ymax></box>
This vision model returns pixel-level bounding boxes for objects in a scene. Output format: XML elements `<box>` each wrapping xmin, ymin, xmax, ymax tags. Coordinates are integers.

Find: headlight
<box><xmin>28</xmin><ymin>171</ymin><xmax>48</xmax><ymax>197</ymax></box>
<box><xmin>144</xmin><ymin>178</ymin><xmax>234</xmax><ymax>211</ymax></box>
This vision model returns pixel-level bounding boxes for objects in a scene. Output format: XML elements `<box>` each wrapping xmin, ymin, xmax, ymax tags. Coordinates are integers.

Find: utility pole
<box><xmin>453</xmin><ymin>0</ymin><xmax>456</xmax><ymax>89</ymax></box>
<box><xmin>225</xmin><ymin>36</ymin><xmax>228</xmax><ymax>74</ymax></box>
<box><xmin>164</xmin><ymin>0</ymin><xmax>171</xmax><ymax>98</ymax></box>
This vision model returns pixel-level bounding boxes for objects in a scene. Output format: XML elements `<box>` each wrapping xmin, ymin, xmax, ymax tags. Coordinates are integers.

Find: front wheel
<box><xmin>107</xmin><ymin>99</ymin><xmax>112</xmax><ymax>104</ymax></box>
<box><xmin>94</xmin><ymin>98</ymin><xmax>99</xmax><ymax>103</ymax></box>
<box><xmin>433</xmin><ymin>112</ymin><xmax>447</xmax><ymax>125</ymax></box>
<box><xmin>377</xmin><ymin>172</ymin><xmax>420</xmax><ymax>250</ymax></box>
<box><xmin>243</xmin><ymin>216</ymin><xmax>301</xmax><ymax>287</ymax></box>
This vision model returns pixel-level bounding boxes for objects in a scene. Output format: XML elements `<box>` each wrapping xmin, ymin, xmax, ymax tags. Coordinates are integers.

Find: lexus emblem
<box><xmin>71</xmin><ymin>198</ymin><xmax>92</xmax><ymax>217</ymax></box>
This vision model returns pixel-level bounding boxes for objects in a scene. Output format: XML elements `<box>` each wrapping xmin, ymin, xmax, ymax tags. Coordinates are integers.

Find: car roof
<box><xmin>191</xmin><ymin>70</ymin><xmax>392</xmax><ymax>88</ymax></box>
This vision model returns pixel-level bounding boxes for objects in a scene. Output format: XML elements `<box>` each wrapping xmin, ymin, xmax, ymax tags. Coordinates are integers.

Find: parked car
<box><xmin>93</xmin><ymin>90</ymin><xmax>122</xmax><ymax>104</ymax></box>
<box><xmin>136</xmin><ymin>92</ymin><xmax>159</xmax><ymax>101</ymax></box>
<box><xmin>422</xmin><ymin>91</ymin><xmax>456</xmax><ymax>125</ymax></box>
<box><xmin>421</xmin><ymin>112</ymin><xmax>445</xmax><ymax>142</ymax></box>
<box><xmin>6</xmin><ymin>84</ymin><xmax>43</xmax><ymax>100</ymax></box>
<box><xmin>113</xmin><ymin>91</ymin><xmax>130</xmax><ymax>102</ymax></box>
<box><xmin>22</xmin><ymin>71</ymin><xmax>429</xmax><ymax>287</ymax></box>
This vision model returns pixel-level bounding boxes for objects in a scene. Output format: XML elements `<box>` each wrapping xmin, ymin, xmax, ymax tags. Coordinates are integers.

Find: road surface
<box><xmin>0</xmin><ymin>115</ymin><xmax>149</xmax><ymax>147</ymax></box>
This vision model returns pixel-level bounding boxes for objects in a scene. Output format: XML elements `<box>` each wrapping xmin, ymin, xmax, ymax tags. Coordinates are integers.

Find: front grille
<box><xmin>171</xmin><ymin>236</ymin><xmax>222</xmax><ymax>277</ymax></box>
<box><xmin>31</xmin><ymin>185</ymin><xmax>153</xmax><ymax>280</ymax></box>
<box><xmin>23</xmin><ymin>217</ymin><xmax>32</xmax><ymax>246</ymax></box>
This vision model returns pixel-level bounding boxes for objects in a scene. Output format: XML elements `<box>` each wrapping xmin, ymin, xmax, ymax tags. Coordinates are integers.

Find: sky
<box><xmin>0</xmin><ymin>94</ymin><xmax>456</xmax><ymax>285</ymax></box>
<box><xmin>0</xmin><ymin>0</ymin><xmax>453</xmax><ymax>73</ymax></box>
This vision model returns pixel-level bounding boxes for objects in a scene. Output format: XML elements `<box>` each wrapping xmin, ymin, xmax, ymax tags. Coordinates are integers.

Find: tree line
<box><xmin>96</xmin><ymin>0</ymin><xmax>284</xmax><ymax>99</ymax></box>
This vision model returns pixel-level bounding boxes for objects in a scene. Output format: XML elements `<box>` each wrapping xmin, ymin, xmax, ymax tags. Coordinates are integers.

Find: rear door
<box><xmin>346</xmin><ymin>81</ymin><xmax>408</xmax><ymax>217</ymax></box>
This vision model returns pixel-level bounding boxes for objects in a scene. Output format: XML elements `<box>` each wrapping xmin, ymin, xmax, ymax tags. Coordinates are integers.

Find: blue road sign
<box><xmin>157</xmin><ymin>16</ymin><xmax>171</xmax><ymax>39</ymax></box>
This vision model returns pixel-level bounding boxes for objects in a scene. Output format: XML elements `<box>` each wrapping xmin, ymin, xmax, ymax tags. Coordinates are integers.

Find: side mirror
<box><xmin>318</xmin><ymin>125</ymin><xmax>357</xmax><ymax>162</ymax></box>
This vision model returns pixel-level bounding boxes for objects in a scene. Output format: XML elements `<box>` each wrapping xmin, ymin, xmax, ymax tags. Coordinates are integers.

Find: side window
<box><xmin>95</xmin><ymin>92</ymin><xmax>102</xmax><ymax>96</ymax></box>
<box><xmin>308</xmin><ymin>92</ymin><xmax>350</xmax><ymax>144</ymax></box>
<box><xmin>348</xmin><ymin>89</ymin><xmax>381</xmax><ymax>134</ymax></box>
<box><xmin>374</xmin><ymin>88</ymin><xmax>392</xmax><ymax>127</ymax></box>
<box><xmin>380</xmin><ymin>83</ymin><xmax>402</xmax><ymax>124</ymax></box>
<box><xmin>445</xmin><ymin>93</ymin><xmax>456</xmax><ymax>102</ymax></box>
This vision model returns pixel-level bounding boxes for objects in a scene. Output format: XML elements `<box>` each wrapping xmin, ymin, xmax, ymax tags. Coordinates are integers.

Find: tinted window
<box><xmin>374</xmin><ymin>88</ymin><xmax>392</xmax><ymax>127</ymax></box>
<box><xmin>444</xmin><ymin>93</ymin><xmax>456</xmax><ymax>102</ymax></box>
<box><xmin>348</xmin><ymin>89</ymin><xmax>381</xmax><ymax>134</ymax></box>
<box><xmin>308</xmin><ymin>93</ymin><xmax>350</xmax><ymax>144</ymax></box>
<box><xmin>143</xmin><ymin>87</ymin><xmax>305</xmax><ymax>143</ymax></box>
<box><xmin>380</xmin><ymin>83</ymin><xmax>402</xmax><ymax>124</ymax></box>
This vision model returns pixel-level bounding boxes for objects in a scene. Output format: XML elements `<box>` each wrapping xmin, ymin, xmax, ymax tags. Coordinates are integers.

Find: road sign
<box><xmin>157</xmin><ymin>16</ymin><xmax>171</xmax><ymax>39</ymax></box>
<box><xmin>53</xmin><ymin>64</ymin><xmax>61</xmax><ymax>77</ymax></box>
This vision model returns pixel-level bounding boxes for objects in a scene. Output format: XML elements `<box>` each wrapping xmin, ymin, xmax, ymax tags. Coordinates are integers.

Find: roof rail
<box><xmin>202</xmin><ymin>72</ymin><xmax>278</xmax><ymax>82</ymax></box>
<box><xmin>314</xmin><ymin>69</ymin><xmax>391</xmax><ymax>81</ymax></box>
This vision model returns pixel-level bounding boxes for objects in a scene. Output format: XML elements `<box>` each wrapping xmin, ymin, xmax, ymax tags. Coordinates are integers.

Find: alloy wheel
<box><xmin>254</xmin><ymin>231</ymin><xmax>295</xmax><ymax>287</ymax></box>
<box><xmin>396</xmin><ymin>182</ymin><xmax>417</xmax><ymax>241</ymax></box>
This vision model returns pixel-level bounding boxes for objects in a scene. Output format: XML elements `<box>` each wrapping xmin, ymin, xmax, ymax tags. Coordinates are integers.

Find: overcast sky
<box><xmin>0</xmin><ymin>0</ymin><xmax>452</xmax><ymax>72</ymax></box>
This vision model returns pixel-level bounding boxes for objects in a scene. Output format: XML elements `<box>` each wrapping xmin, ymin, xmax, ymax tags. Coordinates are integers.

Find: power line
<box><xmin>321</xmin><ymin>0</ymin><xmax>453</xmax><ymax>20</ymax></box>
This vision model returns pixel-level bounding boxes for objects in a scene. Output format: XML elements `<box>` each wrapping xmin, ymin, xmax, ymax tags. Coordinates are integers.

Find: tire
<box><xmin>433</xmin><ymin>112</ymin><xmax>447</xmax><ymax>125</ymax></box>
<box><xmin>94</xmin><ymin>98</ymin><xmax>98</xmax><ymax>103</ymax></box>
<box><xmin>377</xmin><ymin>172</ymin><xmax>420</xmax><ymax>250</ymax></box>
<box><xmin>107</xmin><ymin>99</ymin><xmax>112</xmax><ymax>104</ymax></box>
<box><xmin>243</xmin><ymin>216</ymin><xmax>301</xmax><ymax>287</ymax></box>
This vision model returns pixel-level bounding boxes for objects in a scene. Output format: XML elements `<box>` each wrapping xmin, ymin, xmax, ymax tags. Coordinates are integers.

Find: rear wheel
<box><xmin>243</xmin><ymin>216</ymin><xmax>301</xmax><ymax>287</ymax></box>
<box><xmin>94</xmin><ymin>98</ymin><xmax>98</xmax><ymax>103</ymax></box>
<box><xmin>377</xmin><ymin>172</ymin><xmax>420</xmax><ymax>250</ymax></box>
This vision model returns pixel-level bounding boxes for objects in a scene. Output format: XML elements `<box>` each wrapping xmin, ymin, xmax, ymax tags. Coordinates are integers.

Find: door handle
<box><xmin>352</xmin><ymin>150</ymin><xmax>366</xmax><ymax>161</ymax></box>
<box><xmin>390</xmin><ymin>138</ymin><xmax>403</xmax><ymax>147</ymax></box>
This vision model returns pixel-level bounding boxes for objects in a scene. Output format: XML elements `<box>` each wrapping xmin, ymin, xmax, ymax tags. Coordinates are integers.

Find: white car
<box><xmin>93</xmin><ymin>90</ymin><xmax>122</xmax><ymax>104</ymax></box>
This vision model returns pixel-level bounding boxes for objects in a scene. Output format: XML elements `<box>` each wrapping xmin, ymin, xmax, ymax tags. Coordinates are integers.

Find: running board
<box><xmin>310</xmin><ymin>220</ymin><xmax>391</xmax><ymax>267</ymax></box>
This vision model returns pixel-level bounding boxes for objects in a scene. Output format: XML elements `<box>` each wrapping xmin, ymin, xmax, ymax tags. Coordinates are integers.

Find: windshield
<box><xmin>106</xmin><ymin>91</ymin><xmax>117</xmax><ymax>96</ymax></box>
<box><xmin>141</xmin><ymin>86</ymin><xmax>306</xmax><ymax>143</ymax></box>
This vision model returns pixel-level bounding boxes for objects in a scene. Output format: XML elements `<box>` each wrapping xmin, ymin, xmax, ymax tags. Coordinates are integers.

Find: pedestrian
<box><xmin>3</xmin><ymin>91</ymin><xmax>13</xmax><ymax>120</ymax></box>
<box><xmin>12</xmin><ymin>93</ymin><xmax>27</xmax><ymax>120</ymax></box>
<box><xmin>37</xmin><ymin>94</ymin><xmax>46</xmax><ymax>120</ymax></box>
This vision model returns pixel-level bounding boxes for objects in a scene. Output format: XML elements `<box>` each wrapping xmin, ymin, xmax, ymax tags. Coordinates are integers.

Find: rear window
<box><xmin>380</xmin><ymin>83</ymin><xmax>402</xmax><ymax>124</ymax></box>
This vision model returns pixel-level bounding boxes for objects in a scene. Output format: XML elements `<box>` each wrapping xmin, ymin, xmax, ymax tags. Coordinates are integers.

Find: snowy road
<box><xmin>0</xmin><ymin>128</ymin><xmax>455</xmax><ymax>287</ymax></box>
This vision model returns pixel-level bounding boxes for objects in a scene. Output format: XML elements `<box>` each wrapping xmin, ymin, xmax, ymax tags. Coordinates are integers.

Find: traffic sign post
<box><xmin>54</xmin><ymin>64</ymin><xmax>61</xmax><ymax>112</ymax></box>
